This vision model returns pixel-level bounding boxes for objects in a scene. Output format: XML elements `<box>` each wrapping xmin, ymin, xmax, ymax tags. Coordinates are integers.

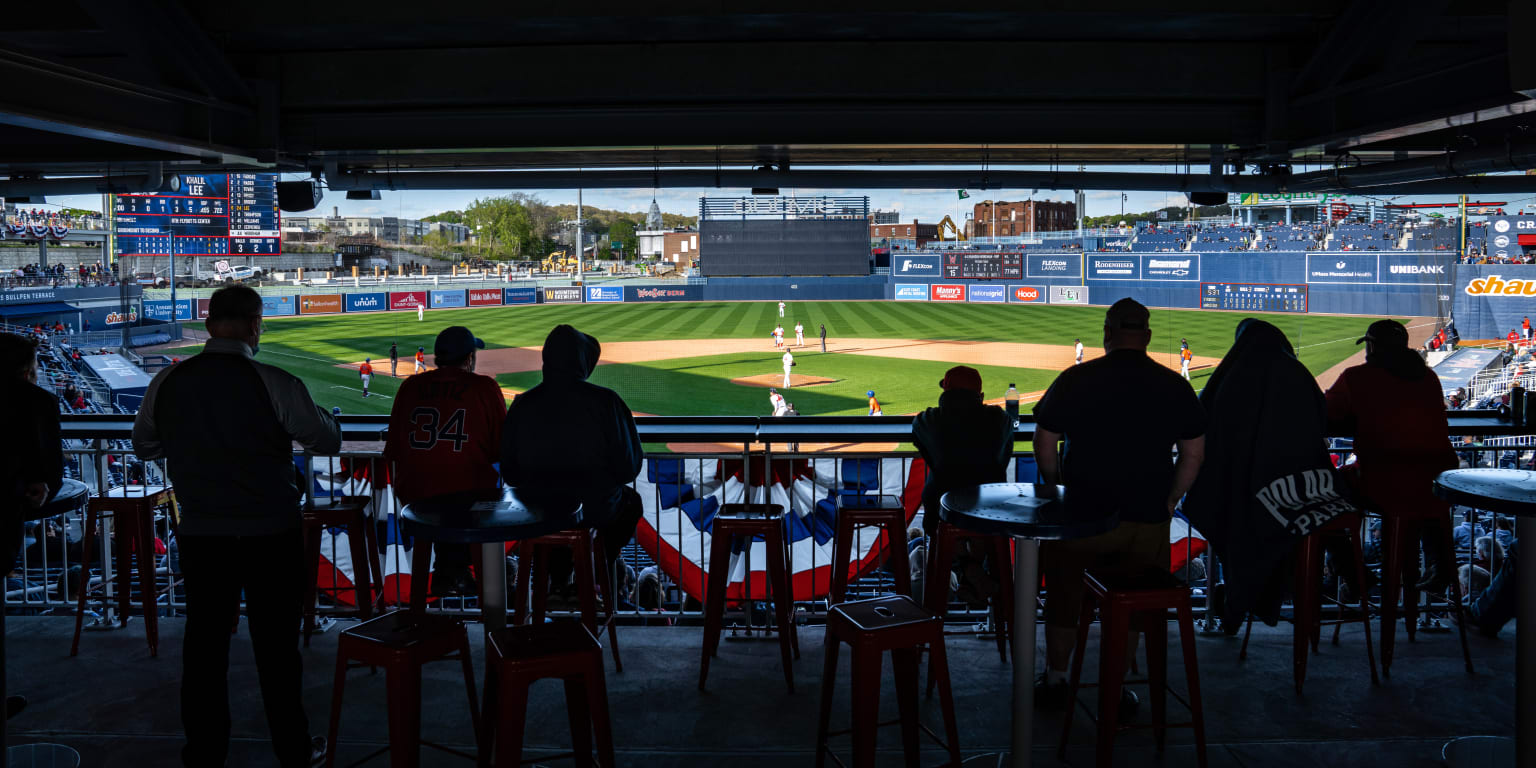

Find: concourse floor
<box><xmin>5</xmin><ymin>613</ymin><xmax>1514</xmax><ymax>767</ymax></box>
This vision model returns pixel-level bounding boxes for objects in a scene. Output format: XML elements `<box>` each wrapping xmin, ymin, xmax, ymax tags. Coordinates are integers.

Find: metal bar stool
<box><xmin>480</xmin><ymin>622</ymin><xmax>615</xmax><ymax>768</ymax></box>
<box><xmin>71</xmin><ymin>485</ymin><xmax>175</xmax><ymax>658</ymax></box>
<box><xmin>512</xmin><ymin>528</ymin><xmax>623</xmax><ymax>672</ymax></box>
<box><xmin>304</xmin><ymin>495</ymin><xmax>384</xmax><ymax>647</ymax></box>
<box><xmin>1377</xmin><ymin>512</ymin><xmax>1473</xmax><ymax>678</ymax></box>
<box><xmin>699</xmin><ymin>502</ymin><xmax>799</xmax><ymax>693</ymax></box>
<box><xmin>829</xmin><ymin>496</ymin><xmax>911</xmax><ymax>604</ymax></box>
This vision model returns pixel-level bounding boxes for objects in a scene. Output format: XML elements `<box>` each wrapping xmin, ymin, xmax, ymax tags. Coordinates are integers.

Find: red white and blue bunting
<box><xmin>1</xmin><ymin>223</ymin><xmax>69</xmax><ymax>240</ymax></box>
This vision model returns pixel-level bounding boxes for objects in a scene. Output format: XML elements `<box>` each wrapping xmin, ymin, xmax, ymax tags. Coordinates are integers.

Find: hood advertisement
<box><xmin>893</xmin><ymin>257</ymin><xmax>940</xmax><ymax>277</ymax></box>
<box><xmin>1050</xmin><ymin>285</ymin><xmax>1089</xmax><ymax>305</ymax></box>
<box><xmin>929</xmin><ymin>284</ymin><xmax>965</xmax><ymax>302</ymax></box>
<box><xmin>261</xmin><ymin>295</ymin><xmax>297</xmax><ymax>317</ymax></box>
<box><xmin>1306</xmin><ymin>253</ymin><xmax>1378</xmax><ymax>283</ymax></box>
<box><xmin>1142</xmin><ymin>255</ymin><xmax>1198</xmax><ymax>281</ymax></box>
<box><xmin>628</xmin><ymin>285</ymin><xmax>701</xmax><ymax>302</ymax></box>
<box><xmin>345</xmin><ymin>292</ymin><xmax>387</xmax><ymax>313</ymax></box>
<box><xmin>299</xmin><ymin>294</ymin><xmax>343</xmax><ymax>315</ymax></box>
<box><xmin>1008</xmin><ymin>285</ymin><xmax>1045</xmax><ymax>303</ymax></box>
<box><xmin>467</xmin><ymin>288</ymin><xmax>504</xmax><ymax>306</ymax></box>
<box><xmin>430</xmin><ymin>289</ymin><xmax>467</xmax><ymax>308</ymax></box>
<box><xmin>586</xmin><ymin>285</ymin><xmax>625</xmax><ymax>303</ymax></box>
<box><xmin>389</xmin><ymin>291</ymin><xmax>427</xmax><ymax>311</ymax></box>
<box><xmin>503</xmin><ymin>287</ymin><xmax>537</xmax><ymax>305</ymax></box>
<box><xmin>543</xmin><ymin>286</ymin><xmax>583</xmax><ymax>303</ymax></box>
<box><xmin>1087</xmin><ymin>257</ymin><xmax>1140</xmax><ymax>281</ymax></box>
<box><xmin>967</xmin><ymin>284</ymin><xmax>1008</xmax><ymax>303</ymax></box>
<box><xmin>1027</xmin><ymin>254</ymin><xmax>1080</xmax><ymax>279</ymax></box>
<box><xmin>1379</xmin><ymin>254</ymin><xmax>1452</xmax><ymax>284</ymax></box>
<box><xmin>893</xmin><ymin>284</ymin><xmax>928</xmax><ymax>301</ymax></box>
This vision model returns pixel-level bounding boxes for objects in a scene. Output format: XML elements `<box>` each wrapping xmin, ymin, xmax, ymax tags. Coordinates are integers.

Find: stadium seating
<box><xmin>1327</xmin><ymin>223</ymin><xmax>1401</xmax><ymax>251</ymax></box>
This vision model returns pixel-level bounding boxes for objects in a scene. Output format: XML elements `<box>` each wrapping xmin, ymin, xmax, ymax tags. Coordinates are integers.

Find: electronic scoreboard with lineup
<box><xmin>114</xmin><ymin>173</ymin><xmax>280</xmax><ymax>259</ymax></box>
<box><xmin>941</xmin><ymin>251</ymin><xmax>1024</xmax><ymax>280</ymax></box>
<box><xmin>1200</xmin><ymin>282</ymin><xmax>1308</xmax><ymax>313</ymax></box>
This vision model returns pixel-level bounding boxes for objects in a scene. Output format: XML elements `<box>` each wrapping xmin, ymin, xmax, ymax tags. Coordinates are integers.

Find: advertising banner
<box><xmin>893</xmin><ymin>284</ymin><xmax>928</xmax><ymax>301</ymax></box>
<box><xmin>929</xmin><ymin>284</ymin><xmax>965</xmax><ymax>302</ymax></box>
<box><xmin>467</xmin><ymin>288</ymin><xmax>503</xmax><ymax>306</ymax></box>
<box><xmin>173</xmin><ymin>298</ymin><xmax>194</xmax><ymax>321</ymax></box>
<box><xmin>1379</xmin><ymin>253</ymin><xmax>1453</xmax><ymax>284</ymax></box>
<box><xmin>430</xmin><ymin>289</ymin><xmax>466</xmax><ymax>309</ymax></box>
<box><xmin>628</xmin><ymin>285</ymin><xmax>702</xmax><ymax>302</ymax></box>
<box><xmin>261</xmin><ymin>295</ymin><xmax>296</xmax><ymax>317</ymax></box>
<box><xmin>1087</xmin><ymin>256</ymin><xmax>1140</xmax><ymax>281</ymax></box>
<box><xmin>142</xmin><ymin>300</ymin><xmax>174</xmax><ymax>322</ymax></box>
<box><xmin>543</xmin><ymin>286</ymin><xmax>583</xmax><ymax>303</ymax></box>
<box><xmin>1027</xmin><ymin>254</ymin><xmax>1080</xmax><ymax>279</ymax></box>
<box><xmin>892</xmin><ymin>255</ymin><xmax>941</xmax><ymax>277</ymax></box>
<box><xmin>1490</xmin><ymin>232</ymin><xmax>1517</xmax><ymax>261</ymax></box>
<box><xmin>1050</xmin><ymin>285</ymin><xmax>1089</xmax><ymax>305</ymax></box>
<box><xmin>1008</xmin><ymin>285</ymin><xmax>1046</xmax><ymax>303</ymax></box>
<box><xmin>299</xmin><ymin>294</ymin><xmax>343</xmax><ymax>315</ymax></box>
<box><xmin>1306</xmin><ymin>253</ymin><xmax>1378</xmax><ymax>284</ymax></box>
<box><xmin>195</xmin><ymin>298</ymin><xmax>211</xmax><ymax>320</ymax></box>
<box><xmin>586</xmin><ymin>285</ymin><xmax>625</xmax><ymax>303</ymax></box>
<box><xmin>389</xmin><ymin>291</ymin><xmax>427</xmax><ymax>311</ymax></box>
<box><xmin>104</xmin><ymin>307</ymin><xmax>138</xmax><ymax>326</ymax></box>
<box><xmin>1141</xmin><ymin>255</ymin><xmax>1198</xmax><ymax>281</ymax></box>
<box><xmin>967</xmin><ymin>284</ymin><xmax>1008</xmax><ymax>303</ymax></box>
<box><xmin>345</xmin><ymin>292</ymin><xmax>388</xmax><ymax>313</ymax></box>
<box><xmin>503</xmin><ymin>287</ymin><xmax>537</xmax><ymax>305</ymax></box>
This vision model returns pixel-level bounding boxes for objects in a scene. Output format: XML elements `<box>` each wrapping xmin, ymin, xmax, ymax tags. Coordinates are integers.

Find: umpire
<box><xmin>133</xmin><ymin>285</ymin><xmax>340</xmax><ymax>767</ymax></box>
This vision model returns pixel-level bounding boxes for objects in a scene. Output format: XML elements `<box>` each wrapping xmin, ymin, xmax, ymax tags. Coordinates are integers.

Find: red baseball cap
<box><xmin>940</xmin><ymin>365</ymin><xmax>983</xmax><ymax>392</ymax></box>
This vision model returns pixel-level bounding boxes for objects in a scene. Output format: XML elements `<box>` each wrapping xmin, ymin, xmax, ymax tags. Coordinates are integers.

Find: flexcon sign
<box><xmin>467</xmin><ymin>288</ymin><xmax>503</xmax><ymax>306</ymax></box>
<box><xmin>389</xmin><ymin>291</ymin><xmax>426</xmax><ymax>311</ymax></box>
<box><xmin>929</xmin><ymin>284</ymin><xmax>965</xmax><ymax>302</ymax></box>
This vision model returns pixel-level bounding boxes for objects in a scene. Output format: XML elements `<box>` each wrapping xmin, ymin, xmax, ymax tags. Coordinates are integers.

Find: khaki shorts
<box><xmin>1042</xmin><ymin>519</ymin><xmax>1170</xmax><ymax>629</ymax></box>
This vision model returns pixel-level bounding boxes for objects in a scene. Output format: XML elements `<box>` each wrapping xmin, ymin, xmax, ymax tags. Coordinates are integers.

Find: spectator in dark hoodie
<box><xmin>501</xmin><ymin>324</ymin><xmax>643</xmax><ymax>598</ymax></box>
<box><xmin>911</xmin><ymin>365</ymin><xmax>1012</xmax><ymax>539</ymax></box>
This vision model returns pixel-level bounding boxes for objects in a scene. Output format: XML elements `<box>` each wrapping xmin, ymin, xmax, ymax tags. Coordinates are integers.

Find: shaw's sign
<box><xmin>1465</xmin><ymin>275</ymin><xmax>1536</xmax><ymax>296</ymax></box>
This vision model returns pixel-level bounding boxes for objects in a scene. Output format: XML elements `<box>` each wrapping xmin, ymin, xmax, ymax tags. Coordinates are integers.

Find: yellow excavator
<box><xmin>937</xmin><ymin>215</ymin><xmax>967</xmax><ymax>241</ymax></box>
<box><xmin>540</xmin><ymin>250</ymin><xmax>580</xmax><ymax>272</ymax></box>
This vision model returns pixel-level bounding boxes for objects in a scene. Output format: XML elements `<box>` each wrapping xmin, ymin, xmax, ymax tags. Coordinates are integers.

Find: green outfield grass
<box><xmin>180</xmin><ymin>300</ymin><xmax>1395</xmax><ymax>415</ymax></box>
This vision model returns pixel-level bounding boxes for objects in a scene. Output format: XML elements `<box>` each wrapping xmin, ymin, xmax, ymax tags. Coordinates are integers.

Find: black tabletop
<box><xmin>1433</xmin><ymin>469</ymin><xmax>1536</xmax><ymax>517</ymax></box>
<box><xmin>24</xmin><ymin>479</ymin><xmax>90</xmax><ymax>521</ymax></box>
<box><xmin>941</xmin><ymin>483</ymin><xmax>1118</xmax><ymax>541</ymax></box>
<box><xmin>401</xmin><ymin>487</ymin><xmax>583</xmax><ymax>544</ymax></box>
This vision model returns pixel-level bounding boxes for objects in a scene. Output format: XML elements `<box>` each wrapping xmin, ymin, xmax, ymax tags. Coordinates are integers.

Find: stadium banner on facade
<box><xmin>299</xmin><ymin>294</ymin><xmax>343</xmax><ymax>315</ymax></box>
<box><xmin>430</xmin><ymin>289</ymin><xmax>467</xmax><ymax>309</ymax></box>
<box><xmin>1141</xmin><ymin>255</ymin><xmax>1198</xmax><ymax>281</ymax></box>
<box><xmin>929</xmin><ymin>284</ymin><xmax>965</xmax><ymax>302</ymax></box>
<box><xmin>173</xmin><ymin>298</ymin><xmax>194</xmax><ymax>321</ymax></box>
<box><xmin>389</xmin><ymin>291</ymin><xmax>427</xmax><ymax>311</ymax></box>
<box><xmin>1306</xmin><ymin>253</ymin><xmax>1378</xmax><ymax>284</ymax></box>
<box><xmin>1050</xmin><ymin>285</ymin><xmax>1089</xmax><ymax>305</ymax></box>
<box><xmin>104</xmin><ymin>308</ymin><xmax>138</xmax><ymax>326</ymax></box>
<box><xmin>1087</xmin><ymin>256</ymin><xmax>1140</xmax><ymax>281</ymax></box>
<box><xmin>1379</xmin><ymin>253</ymin><xmax>1453</xmax><ymax>284</ymax></box>
<box><xmin>967</xmin><ymin>284</ymin><xmax>1008</xmax><ymax>303</ymax></box>
<box><xmin>196</xmin><ymin>298</ymin><xmax>210</xmax><ymax>320</ymax></box>
<box><xmin>503</xmin><ymin>287</ymin><xmax>537</xmax><ymax>305</ymax></box>
<box><xmin>467</xmin><ymin>288</ymin><xmax>503</xmax><ymax>306</ymax></box>
<box><xmin>542</xmin><ymin>286</ymin><xmax>583</xmax><ymax>303</ymax></box>
<box><xmin>1008</xmin><ymin>285</ymin><xmax>1046</xmax><ymax>303</ymax></box>
<box><xmin>1489</xmin><ymin>232</ymin><xmax>1518</xmax><ymax>261</ymax></box>
<box><xmin>893</xmin><ymin>284</ymin><xmax>928</xmax><ymax>301</ymax></box>
<box><xmin>892</xmin><ymin>255</ymin><xmax>941</xmax><ymax>277</ymax></box>
<box><xmin>1451</xmin><ymin>266</ymin><xmax>1536</xmax><ymax>340</ymax></box>
<box><xmin>345</xmin><ymin>292</ymin><xmax>388</xmax><ymax>313</ymax></box>
<box><xmin>586</xmin><ymin>285</ymin><xmax>625</xmax><ymax>303</ymax></box>
<box><xmin>142</xmin><ymin>300</ymin><xmax>174</xmax><ymax>322</ymax></box>
<box><xmin>261</xmin><ymin>295</ymin><xmax>297</xmax><ymax>317</ymax></box>
<box><xmin>1026</xmin><ymin>254</ymin><xmax>1080</xmax><ymax>279</ymax></box>
<box><xmin>627</xmin><ymin>285</ymin><xmax>702</xmax><ymax>302</ymax></box>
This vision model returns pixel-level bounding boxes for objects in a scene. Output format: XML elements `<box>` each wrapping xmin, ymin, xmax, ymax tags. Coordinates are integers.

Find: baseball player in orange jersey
<box><xmin>359</xmin><ymin>358</ymin><xmax>373</xmax><ymax>398</ymax></box>
<box><xmin>414</xmin><ymin>347</ymin><xmax>426</xmax><ymax>374</ymax></box>
<box><xmin>384</xmin><ymin>326</ymin><xmax>504</xmax><ymax>595</ymax></box>
<box><xmin>867</xmin><ymin>390</ymin><xmax>882</xmax><ymax>416</ymax></box>
<box><xmin>1180</xmin><ymin>338</ymin><xmax>1192</xmax><ymax>380</ymax></box>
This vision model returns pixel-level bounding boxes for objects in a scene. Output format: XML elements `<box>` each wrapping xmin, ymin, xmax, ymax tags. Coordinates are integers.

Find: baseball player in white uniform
<box><xmin>768</xmin><ymin>387</ymin><xmax>787</xmax><ymax>416</ymax></box>
<box><xmin>1074</xmin><ymin>338</ymin><xmax>1084</xmax><ymax>365</ymax></box>
<box><xmin>781</xmin><ymin>349</ymin><xmax>794</xmax><ymax>388</ymax></box>
<box><xmin>794</xmin><ymin>322</ymin><xmax>805</xmax><ymax>347</ymax></box>
<box><xmin>778</xmin><ymin>301</ymin><xmax>785</xmax><ymax>318</ymax></box>
<box><xmin>417</xmin><ymin>302</ymin><xmax>424</xmax><ymax>322</ymax></box>
<box><xmin>773</xmin><ymin>324</ymin><xmax>785</xmax><ymax>348</ymax></box>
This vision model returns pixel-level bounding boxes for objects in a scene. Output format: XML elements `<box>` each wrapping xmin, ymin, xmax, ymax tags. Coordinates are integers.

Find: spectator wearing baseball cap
<box><xmin>911</xmin><ymin>365</ymin><xmax>1012</xmax><ymax>540</ymax></box>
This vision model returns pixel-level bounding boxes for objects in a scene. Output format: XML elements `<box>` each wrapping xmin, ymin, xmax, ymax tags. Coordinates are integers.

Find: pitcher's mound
<box><xmin>731</xmin><ymin>373</ymin><xmax>837</xmax><ymax>388</ymax></box>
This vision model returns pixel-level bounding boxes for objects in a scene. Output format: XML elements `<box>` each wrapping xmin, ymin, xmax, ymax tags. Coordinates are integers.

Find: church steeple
<box><xmin>645</xmin><ymin>199</ymin><xmax>663</xmax><ymax>230</ymax></box>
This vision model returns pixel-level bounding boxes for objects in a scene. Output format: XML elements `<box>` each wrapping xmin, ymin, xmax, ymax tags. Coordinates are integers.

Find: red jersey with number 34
<box><xmin>384</xmin><ymin>366</ymin><xmax>506</xmax><ymax>504</ymax></box>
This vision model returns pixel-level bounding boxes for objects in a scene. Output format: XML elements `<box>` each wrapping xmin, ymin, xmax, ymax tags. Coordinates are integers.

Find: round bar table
<box><xmin>1433</xmin><ymin>468</ymin><xmax>1536</xmax><ymax>768</ymax></box>
<box><xmin>401</xmin><ymin>488</ymin><xmax>581</xmax><ymax>631</ymax></box>
<box><xmin>941</xmin><ymin>483</ymin><xmax>1118</xmax><ymax>768</ymax></box>
<box><xmin>7</xmin><ymin>479</ymin><xmax>90</xmax><ymax>768</ymax></box>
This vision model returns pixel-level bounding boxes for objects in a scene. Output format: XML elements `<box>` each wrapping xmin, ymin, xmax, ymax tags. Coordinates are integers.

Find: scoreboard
<box><xmin>1200</xmin><ymin>282</ymin><xmax>1308</xmax><ymax>313</ymax></box>
<box><xmin>114</xmin><ymin>173</ymin><xmax>281</xmax><ymax>258</ymax></box>
<box><xmin>941</xmin><ymin>251</ymin><xmax>1024</xmax><ymax>280</ymax></box>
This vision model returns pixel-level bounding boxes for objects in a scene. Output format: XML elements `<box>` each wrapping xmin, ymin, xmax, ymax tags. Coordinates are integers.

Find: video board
<box><xmin>114</xmin><ymin>173</ymin><xmax>281</xmax><ymax>258</ymax></box>
<box><xmin>941</xmin><ymin>252</ymin><xmax>1024</xmax><ymax>280</ymax></box>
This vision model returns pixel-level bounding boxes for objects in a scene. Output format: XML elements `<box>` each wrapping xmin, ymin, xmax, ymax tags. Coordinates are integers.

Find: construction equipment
<box><xmin>541</xmin><ymin>250</ymin><xmax>580</xmax><ymax>272</ymax></box>
<box><xmin>937</xmin><ymin>215</ymin><xmax>967</xmax><ymax>241</ymax></box>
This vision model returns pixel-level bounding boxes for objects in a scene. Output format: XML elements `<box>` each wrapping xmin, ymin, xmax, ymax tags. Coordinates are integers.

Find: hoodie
<box><xmin>912</xmin><ymin>388</ymin><xmax>1013</xmax><ymax>532</ymax></box>
<box><xmin>500</xmin><ymin>325</ymin><xmax>642</xmax><ymax>520</ymax></box>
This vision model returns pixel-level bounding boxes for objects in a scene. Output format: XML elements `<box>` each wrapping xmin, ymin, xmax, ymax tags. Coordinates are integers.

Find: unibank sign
<box><xmin>1464</xmin><ymin>275</ymin><xmax>1536</xmax><ymax>297</ymax></box>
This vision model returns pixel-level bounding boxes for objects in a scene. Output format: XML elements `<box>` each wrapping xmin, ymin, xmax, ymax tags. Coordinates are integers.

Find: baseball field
<box><xmin>175</xmin><ymin>299</ymin><xmax>1403</xmax><ymax>419</ymax></box>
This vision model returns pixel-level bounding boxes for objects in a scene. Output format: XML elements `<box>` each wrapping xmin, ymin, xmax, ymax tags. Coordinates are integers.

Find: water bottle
<box><xmin>1004</xmin><ymin>382</ymin><xmax>1020</xmax><ymax>425</ymax></box>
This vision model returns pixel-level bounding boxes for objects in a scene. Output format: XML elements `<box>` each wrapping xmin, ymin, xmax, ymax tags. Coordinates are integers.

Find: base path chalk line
<box><xmin>330</xmin><ymin>385</ymin><xmax>392</xmax><ymax>400</ymax></box>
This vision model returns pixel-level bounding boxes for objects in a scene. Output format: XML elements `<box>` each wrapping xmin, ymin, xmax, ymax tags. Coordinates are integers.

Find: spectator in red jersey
<box><xmin>1509</xmin><ymin>329</ymin><xmax>1521</xmax><ymax>346</ymax></box>
<box><xmin>384</xmin><ymin>326</ymin><xmax>505</xmax><ymax>596</ymax></box>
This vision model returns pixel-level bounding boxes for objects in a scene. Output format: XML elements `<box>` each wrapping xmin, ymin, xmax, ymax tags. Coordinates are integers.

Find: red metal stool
<box><xmin>1377</xmin><ymin>512</ymin><xmax>1474</xmax><ymax>678</ymax></box>
<box><xmin>481</xmin><ymin>622</ymin><xmax>615</xmax><ymax>768</ymax></box>
<box><xmin>699</xmin><ymin>503</ymin><xmax>800</xmax><ymax>693</ymax></box>
<box><xmin>1057</xmin><ymin>567</ymin><xmax>1207</xmax><ymax>768</ymax></box>
<box><xmin>830</xmin><ymin>503</ymin><xmax>911</xmax><ymax>604</ymax></box>
<box><xmin>304</xmin><ymin>496</ymin><xmax>384</xmax><ymax>647</ymax></box>
<box><xmin>323</xmin><ymin>610</ymin><xmax>480</xmax><ymax>767</ymax></box>
<box><xmin>511</xmin><ymin>528</ymin><xmax>623</xmax><ymax>671</ymax></box>
<box><xmin>71</xmin><ymin>485</ymin><xmax>176</xmax><ymax>658</ymax></box>
<box><xmin>814</xmin><ymin>595</ymin><xmax>961</xmax><ymax>768</ymax></box>
<box><xmin>1239</xmin><ymin>512</ymin><xmax>1379</xmax><ymax>692</ymax></box>
<box><xmin>923</xmin><ymin>521</ymin><xmax>1013</xmax><ymax>668</ymax></box>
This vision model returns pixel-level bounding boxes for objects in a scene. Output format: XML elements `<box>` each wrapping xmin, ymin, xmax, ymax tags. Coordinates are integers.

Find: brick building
<box><xmin>971</xmin><ymin>200</ymin><xmax>1077</xmax><ymax>236</ymax></box>
<box><xmin>870</xmin><ymin>221</ymin><xmax>939</xmax><ymax>246</ymax></box>
<box><xmin>661</xmin><ymin>230</ymin><xmax>699</xmax><ymax>265</ymax></box>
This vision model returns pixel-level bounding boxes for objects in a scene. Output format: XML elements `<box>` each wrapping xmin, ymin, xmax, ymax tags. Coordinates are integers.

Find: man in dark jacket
<box><xmin>911</xmin><ymin>365</ymin><xmax>1012</xmax><ymax>539</ymax></box>
<box><xmin>133</xmin><ymin>285</ymin><xmax>339</xmax><ymax>768</ymax></box>
<box><xmin>501</xmin><ymin>324</ymin><xmax>643</xmax><ymax>596</ymax></box>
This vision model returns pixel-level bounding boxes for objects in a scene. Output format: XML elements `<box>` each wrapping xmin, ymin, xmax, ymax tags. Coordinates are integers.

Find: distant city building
<box><xmin>278</xmin><ymin>209</ymin><xmax>468</xmax><ymax>244</ymax></box>
<box><xmin>660</xmin><ymin>230</ymin><xmax>699</xmax><ymax>265</ymax></box>
<box><xmin>869</xmin><ymin>210</ymin><xmax>900</xmax><ymax>224</ymax></box>
<box><xmin>972</xmin><ymin>199</ymin><xmax>1077</xmax><ymax>236</ymax></box>
<box><xmin>870</xmin><ymin>221</ymin><xmax>938</xmax><ymax>247</ymax></box>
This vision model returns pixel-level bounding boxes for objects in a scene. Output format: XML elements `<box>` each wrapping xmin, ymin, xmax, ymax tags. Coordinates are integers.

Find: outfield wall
<box><xmin>1451</xmin><ymin>265</ymin><xmax>1536</xmax><ymax>340</ymax></box>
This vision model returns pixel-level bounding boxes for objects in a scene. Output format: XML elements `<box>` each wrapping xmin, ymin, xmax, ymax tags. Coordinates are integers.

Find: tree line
<box><xmin>423</xmin><ymin>195</ymin><xmax>697</xmax><ymax>261</ymax></box>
